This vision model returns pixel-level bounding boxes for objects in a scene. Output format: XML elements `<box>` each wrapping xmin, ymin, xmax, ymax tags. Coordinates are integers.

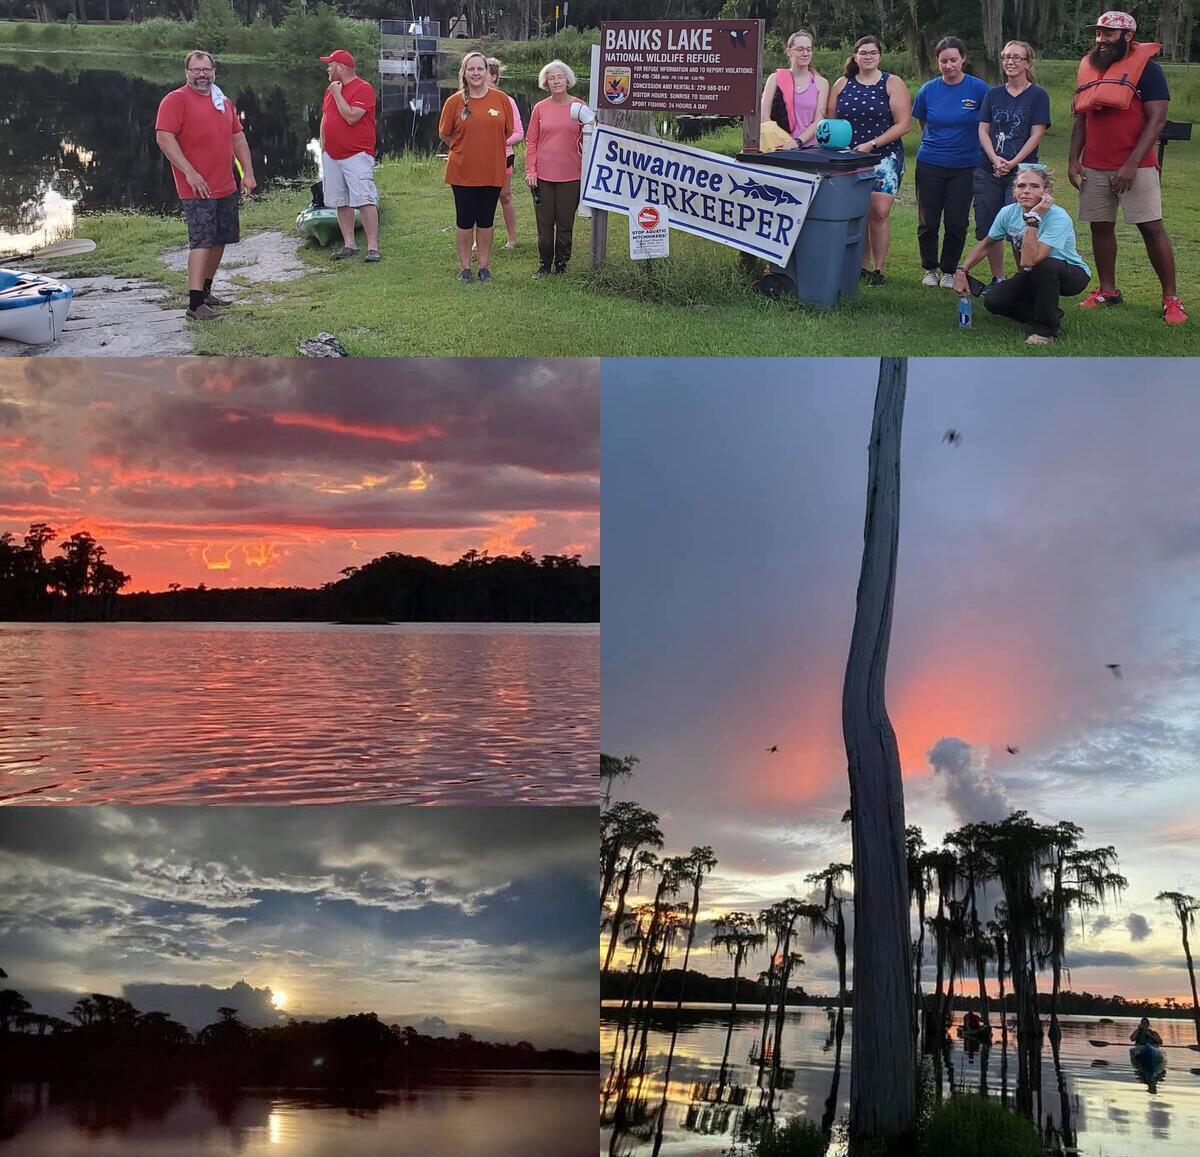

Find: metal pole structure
<box><xmin>588</xmin><ymin>42</ymin><xmax>608</xmax><ymax>267</ymax></box>
<box><xmin>742</xmin><ymin>19</ymin><xmax>764</xmax><ymax>153</ymax></box>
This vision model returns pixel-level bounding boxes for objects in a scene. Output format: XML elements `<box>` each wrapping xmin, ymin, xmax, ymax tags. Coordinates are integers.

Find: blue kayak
<box><xmin>1130</xmin><ymin>1043</ymin><xmax>1166</xmax><ymax>1073</ymax></box>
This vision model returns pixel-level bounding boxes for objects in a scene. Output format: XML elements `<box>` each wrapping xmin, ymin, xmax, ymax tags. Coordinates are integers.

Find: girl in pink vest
<box><xmin>760</xmin><ymin>31</ymin><xmax>829</xmax><ymax>148</ymax></box>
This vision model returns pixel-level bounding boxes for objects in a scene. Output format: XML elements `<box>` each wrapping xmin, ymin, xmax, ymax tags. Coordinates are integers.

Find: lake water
<box><xmin>0</xmin><ymin>1072</ymin><xmax>597</xmax><ymax>1156</ymax></box>
<box><xmin>0</xmin><ymin>52</ymin><xmax>544</xmax><ymax>253</ymax></box>
<box><xmin>0</xmin><ymin>622</ymin><xmax>598</xmax><ymax>804</ymax></box>
<box><xmin>601</xmin><ymin>1005</ymin><xmax>1200</xmax><ymax>1157</ymax></box>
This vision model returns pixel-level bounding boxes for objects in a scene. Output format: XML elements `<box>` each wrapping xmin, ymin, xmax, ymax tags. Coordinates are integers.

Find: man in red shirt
<box><xmin>320</xmin><ymin>49</ymin><xmax>380</xmax><ymax>263</ymax></box>
<box><xmin>1068</xmin><ymin>12</ymin><xmax>1186</xmax><ymax>325</ymax></box>
<box><xmin>155</xmin><ymin>50</ymin><xmax>256</xmax><ymax>321</ymax></box>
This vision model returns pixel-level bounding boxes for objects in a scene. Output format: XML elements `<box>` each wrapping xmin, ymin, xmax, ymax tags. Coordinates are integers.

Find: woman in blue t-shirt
<box><xmin>952</xmin><ymin>165</ymin><xmax>1091</xmax><ymax>344</ymax></box>
<box><xmin>974</xmin><ymin>40</ymin><xmax>1051</xmax><ymax>282</ymax></box>
<box><xmin>912</xmin><ymin>36</ymin><xmax>990</xmax><ymax>287</ymax></box>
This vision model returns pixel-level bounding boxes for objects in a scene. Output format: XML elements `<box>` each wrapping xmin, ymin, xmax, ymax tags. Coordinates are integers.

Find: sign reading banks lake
<box><xmin>599</xmin><ymin>20</ymin><xmax>760</xmax><ymax>115</ymax></box>
<box><xmin>582</xmin><ymin>125</ymin><xmax>820</xmax><ymax>266</ymax></box>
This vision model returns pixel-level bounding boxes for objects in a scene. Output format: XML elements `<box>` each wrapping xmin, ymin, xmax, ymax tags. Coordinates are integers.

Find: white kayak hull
<box><xmin>0</xmin><ymin>269</ymin><xmax>74</xmax><ymax>345</ymax></box>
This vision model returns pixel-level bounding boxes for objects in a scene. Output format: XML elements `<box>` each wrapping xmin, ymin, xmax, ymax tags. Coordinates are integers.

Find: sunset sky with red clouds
<box><xmin>603</xmin><ymin>359</ymin><xmax>1200</xmax><ymax>1003</ymax></box>
<box><xmin>0</xmin><ymin>359</ymin><xmax>598</xmax><ymax>591</ymax></box>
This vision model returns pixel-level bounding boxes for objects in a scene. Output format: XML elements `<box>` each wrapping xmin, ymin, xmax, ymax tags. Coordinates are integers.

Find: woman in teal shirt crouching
<box><xmin>953</xmin><ymin>164</ymin><xmax>1090</xmax><ymax>344</ymax></box>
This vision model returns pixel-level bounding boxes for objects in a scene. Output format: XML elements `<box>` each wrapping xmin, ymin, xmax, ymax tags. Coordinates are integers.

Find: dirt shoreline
<box><xmin>0</xmin><ymin>230</ymin><xmax>313</xmax><ymax>358</ymax></box>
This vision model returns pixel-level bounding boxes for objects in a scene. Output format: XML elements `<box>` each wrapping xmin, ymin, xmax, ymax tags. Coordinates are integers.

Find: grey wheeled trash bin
<box><xmin>737</xmin><ymin>148</ymin><xmax>878</xmax><ymax>307</ymax></box>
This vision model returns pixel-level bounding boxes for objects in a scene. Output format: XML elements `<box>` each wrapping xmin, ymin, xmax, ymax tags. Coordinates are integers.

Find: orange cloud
<box><xmin>483</xmin><ymin>515</ymin><xmax>539</xmax><ymax>556</ymax></box>
<box><xmin>242</xmin><ymin>542</ymin><xmax>282</xmax><ymax>569</ymax></box>
<box><xmin>90</xmin><ymin>454</ymin><xmax>262</xmax><ymax>488</ymax></box>
<box><xmin>200</xmin><ymin>545</ymin><xmax>235</xmax><ymax>571</ymax></box>
<box><xmin>0</xmin><ymin>457</ymin><xmax>79</xmax><ymax>488</ymax></box>
<box><xmin>271</xmin><ymin>413</ymin><xmax>443</xmax><ymax>445</ymax></box>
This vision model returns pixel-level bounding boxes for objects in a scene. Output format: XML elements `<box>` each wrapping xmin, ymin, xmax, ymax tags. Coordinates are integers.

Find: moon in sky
<box><xmin>271</xmin><ymin>990</ymin><xmax>287</xmax><ymax>1009</ymax></box>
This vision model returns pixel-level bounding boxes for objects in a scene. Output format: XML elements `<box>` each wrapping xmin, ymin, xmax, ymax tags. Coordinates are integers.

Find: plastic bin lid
<box><xmin>738</xmin><ymin>148</ymin><xmax>878</xmax><ymax>174</ymax></box>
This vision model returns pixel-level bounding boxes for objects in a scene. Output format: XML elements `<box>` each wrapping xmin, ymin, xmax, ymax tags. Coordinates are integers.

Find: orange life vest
<box><xmin>1073</xmin><ymin>42</ymin><xmax>1161</xmax><ymax>114</ymax></box>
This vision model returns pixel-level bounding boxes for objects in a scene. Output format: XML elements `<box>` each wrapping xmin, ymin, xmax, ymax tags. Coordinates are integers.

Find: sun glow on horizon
<box><xmin>271</xmin><ymin>990</ymin><xmax>287</xmax><ymax>1009</ymax></box>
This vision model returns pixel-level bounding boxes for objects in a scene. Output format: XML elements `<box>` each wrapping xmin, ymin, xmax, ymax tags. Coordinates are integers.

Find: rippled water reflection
<box><xmin>601</xmin><ymin>1005</ymin><xmax>1200</xmax><ymax>1156</ymax></box>
<box><xmin>1</xmin><ymin>1073</ymin><xmax>596</xmax><ymax>1156</ymax></box>
<box><xmin>0</xmin><ymin>622</ymin><xmax>597</xmax><ymax>804</ymax></box>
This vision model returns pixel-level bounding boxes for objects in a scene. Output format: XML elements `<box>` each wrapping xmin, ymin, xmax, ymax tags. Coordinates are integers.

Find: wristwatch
<box><xmin>1022</xmin><ymin>211</ymin><xmax>1042</xmax><ymax>226</ymax></box>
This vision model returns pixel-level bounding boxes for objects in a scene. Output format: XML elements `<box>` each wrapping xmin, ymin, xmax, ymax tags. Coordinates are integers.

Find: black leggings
<box><xmin>916</xmin><ymin>161</ymin><xmax>974</xmax><ymax>273</ymax></box>
<box><xmin>984</xmin><ymin>259</ymin><xmax>1091</xmax><ymax>337</ymax></box>
<box><xmin>452</xmin><ymin>184</ymin><xmax>501</xmax><ymax>230</ymax></box>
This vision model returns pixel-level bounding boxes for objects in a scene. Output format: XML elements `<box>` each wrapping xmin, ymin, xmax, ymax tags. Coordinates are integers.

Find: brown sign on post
<box><xmin>598</xmin><ymin>20</ymin><xmax>761</xmax><ymax>116</ymax></box>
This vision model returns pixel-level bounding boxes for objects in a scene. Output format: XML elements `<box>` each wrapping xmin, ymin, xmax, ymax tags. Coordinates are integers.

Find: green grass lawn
<box><xmin>40</xmin><ymin>59</ymin><xmax>1200</xmax><ymax>357</ymax></box>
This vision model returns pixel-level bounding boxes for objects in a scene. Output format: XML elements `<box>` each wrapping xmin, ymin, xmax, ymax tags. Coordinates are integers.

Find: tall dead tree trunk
<box><xmin>841</xmin><ymin>357</ymin><xmax>914</xmax><ymax>1146</ymax></box>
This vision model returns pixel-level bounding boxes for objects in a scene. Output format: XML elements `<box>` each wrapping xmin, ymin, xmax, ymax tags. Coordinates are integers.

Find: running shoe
<box><xmin>921</xmin><ymin>270</ymin><xmax>939</xmax><ymax>287</ymax></box>
<box><xmin>1078</xmin><ymin>288</ymin><xmax>1123</xmax><ymax>308</ymax></box>
<box><xmin>1163</xmin><ymin>296</ymin><xmax>1188</xmax><ymax>325</ymax></box>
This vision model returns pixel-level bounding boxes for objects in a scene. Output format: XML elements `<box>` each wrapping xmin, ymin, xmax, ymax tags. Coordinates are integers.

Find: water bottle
<box><xmin>958</xmin><ymin>294</ymin><xmax>972</xmax><ymax>329</ymax></box>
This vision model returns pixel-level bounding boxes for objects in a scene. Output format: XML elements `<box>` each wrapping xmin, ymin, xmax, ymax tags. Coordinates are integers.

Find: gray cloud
<box><xmin>928</xmin><ymin>737</ymin><xmax>1013</xmax><ymax>824</ymax></box>
<box><xmin>1126</xmin><ymin>913</ymin><xmax>1153</xmax><ymax>941</ymax></box>
<box><xmin>0</xmin><ymin>808</ymin><xmax>596</xmax><ymax>1048</ymax></box>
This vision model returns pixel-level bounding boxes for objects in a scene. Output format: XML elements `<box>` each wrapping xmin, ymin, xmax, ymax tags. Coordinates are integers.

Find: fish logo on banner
<box><xmin>603</xmin><ymin>67</ymin><xmax>631</xmax><ymax>105</ymax></box>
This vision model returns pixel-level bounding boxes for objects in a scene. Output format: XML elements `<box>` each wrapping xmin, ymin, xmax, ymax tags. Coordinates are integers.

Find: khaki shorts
<box><xmin>322</xmin><ymin>151</ymin><xmax>378</xmax><ymax>208</ymax></box>
<box><xmin>1077</xmin><ymin>165</ymin><xmax>1162</xmax><ymax>225</ymax></box>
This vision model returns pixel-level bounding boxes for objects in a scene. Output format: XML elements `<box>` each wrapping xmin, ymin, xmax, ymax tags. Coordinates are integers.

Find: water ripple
<box><xmin>0</xmin><ymin>623</ymin><xmax>599</xmax><ymax>805</ymax></box>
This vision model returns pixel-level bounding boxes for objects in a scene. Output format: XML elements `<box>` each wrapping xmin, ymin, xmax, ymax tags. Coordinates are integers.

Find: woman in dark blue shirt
<box><xmin>912</xmin><ymin>36</ymin><xmax>990</xmax><ymax>287</ymax></box>
<box><xmin>974</xmin><ymin>40</ymin><xmax>1051</xmax><ymax>282</ymax></box>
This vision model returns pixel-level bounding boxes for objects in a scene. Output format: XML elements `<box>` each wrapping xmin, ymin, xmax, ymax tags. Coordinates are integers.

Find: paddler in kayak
<box><xmin>1129</xmin><ymin>1017</ymin><xmax>1162</xmax><ymax>1047</ymax></box>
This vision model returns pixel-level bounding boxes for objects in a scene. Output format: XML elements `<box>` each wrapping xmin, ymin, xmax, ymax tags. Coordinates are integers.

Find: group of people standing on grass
<box><xmin>437</xmin><ymin>52</ymin><xmax>588</xmax><ymax>284</ymax></box>
<box><xmin>760</xmin><ymin>10</ymin><xmax>1186</xmax><ymax>341</ymax></box>
<box><xmin>153</xmin><ymin>15</ymin><xmax>1185</xmax><ymax>341</ymax></box>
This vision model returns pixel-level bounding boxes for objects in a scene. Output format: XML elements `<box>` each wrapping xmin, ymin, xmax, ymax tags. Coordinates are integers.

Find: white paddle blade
<box><xmin>30</xmin><ymin>238</ymin><xmax>97</xmax><ymax>259</ymax></box>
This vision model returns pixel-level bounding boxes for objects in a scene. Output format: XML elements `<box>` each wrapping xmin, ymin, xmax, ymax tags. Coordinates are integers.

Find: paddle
<box><xmin>1089</xmin><ymin>1038</ymin><xmax>1200</xmax><ymax>1051</ymax></box>
<box><xmin>24</xmin><ymin>238</ymin><xmax>97</xmax><ymax>260</ymax></box>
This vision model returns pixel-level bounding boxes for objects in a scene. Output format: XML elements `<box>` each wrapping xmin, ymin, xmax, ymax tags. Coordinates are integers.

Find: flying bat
<box><xmin>1005</xmin><ymin>745</ymin><xmax>1019</xmax><ymax>755</ymax></box>
<box><xmin>728</xmin><ymin>29</ymin><xmax>749</xmax><ymax>47</ymax></box>
<box><xmin>766</xmin><ymin>744</ymin><xmax>778</xmax><ymax>754</ymax></box>
<box><xmin>1106</xmin><ymin>663</ymin><xmax>1122</xmax><ymax>679</ymax></box>
<box><xmin>942</xmin><ymin>428</ymin><xmax>962</xmax><ymax>446</ymax></box>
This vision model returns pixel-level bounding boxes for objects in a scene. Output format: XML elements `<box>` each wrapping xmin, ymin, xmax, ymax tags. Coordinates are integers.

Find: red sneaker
<box><xmin>1163</xmin><ymin>296</ymin><xmax>1188</xmax><ymax>325</ymax></box>
<box><xmin>1078</xmin><ymin>288</ymin><xmax>1123</xmax><ymax>309</ymax></box>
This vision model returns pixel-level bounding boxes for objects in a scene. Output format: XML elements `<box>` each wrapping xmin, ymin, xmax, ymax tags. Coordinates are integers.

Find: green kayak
<box><xmin>296</xmin><ymin>205</ymin><xmax>361</xmax><ymax>247</ymax></box>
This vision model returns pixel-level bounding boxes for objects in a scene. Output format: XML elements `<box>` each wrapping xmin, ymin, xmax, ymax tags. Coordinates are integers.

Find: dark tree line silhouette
<box><xmin>0</xmin><ymin>524</ymin><xmax>130</xmax><ymax>619</ymax></box>
<box><xmin>0</xmin><ymin>991</ymin><xmax>597</xmax><ymax>1088</ymax></box>
<box><xmin>0</xmin><ymin>524</ymin><xmax>599</xmax><ymax>622</ymax></box>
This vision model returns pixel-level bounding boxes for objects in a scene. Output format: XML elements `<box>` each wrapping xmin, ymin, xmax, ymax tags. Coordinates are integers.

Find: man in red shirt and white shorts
<box><xmin>155</xmin><ymin>50</ymin><xmax>256</xmax><ymax>321</ymax></box>
<box><xmin>320</xmin><ymin>49</ymin><xmax>380</xmax><ymax>263</ymax></box>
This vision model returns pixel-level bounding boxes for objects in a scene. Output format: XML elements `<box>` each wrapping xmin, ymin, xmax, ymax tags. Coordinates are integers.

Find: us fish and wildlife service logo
<box><xmin>603</xmin><ymin>67</ymin><xmax>631</xmax><ymax>105</ymax></box>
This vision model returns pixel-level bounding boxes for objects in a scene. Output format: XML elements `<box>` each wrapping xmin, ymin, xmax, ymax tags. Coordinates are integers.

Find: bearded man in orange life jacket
<box><xmin>1068</xmin><ymin>11</ymin><xmax>1187</xmax><ymax>325</ymax></box>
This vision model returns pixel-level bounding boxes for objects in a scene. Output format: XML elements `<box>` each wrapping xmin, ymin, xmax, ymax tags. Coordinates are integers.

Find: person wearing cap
<box><xmin>320</xmin><ymin>49</ymin><xmax>380</xmax><ymax>263</ymax></box>
<box><xmin>155</xmin><ymin>50</ymin><xmax>256</xmax><ymax>322</ymax></box>
<box><xmin>1069</xmin><ymin>12</ymin><xmax>1186</xmax><ymax>324</ymax></box>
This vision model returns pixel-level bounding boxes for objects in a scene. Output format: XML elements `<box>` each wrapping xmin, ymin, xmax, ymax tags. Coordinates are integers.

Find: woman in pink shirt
<box><xmin>524</xmin><ymin>59</ymin><xmax>586</xmax><ymax>279</ymax></box>
<box><xmin>487</xmin><ymin>57</ymin><xmax>523</xmax><ymax>249</ymax></box>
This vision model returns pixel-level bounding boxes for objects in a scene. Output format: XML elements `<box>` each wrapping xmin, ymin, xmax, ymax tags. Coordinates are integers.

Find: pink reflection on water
<box><xmin>0</xmin><ymin>623</ymin><xmax>598</xmax><ymax>805</ymax></box>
